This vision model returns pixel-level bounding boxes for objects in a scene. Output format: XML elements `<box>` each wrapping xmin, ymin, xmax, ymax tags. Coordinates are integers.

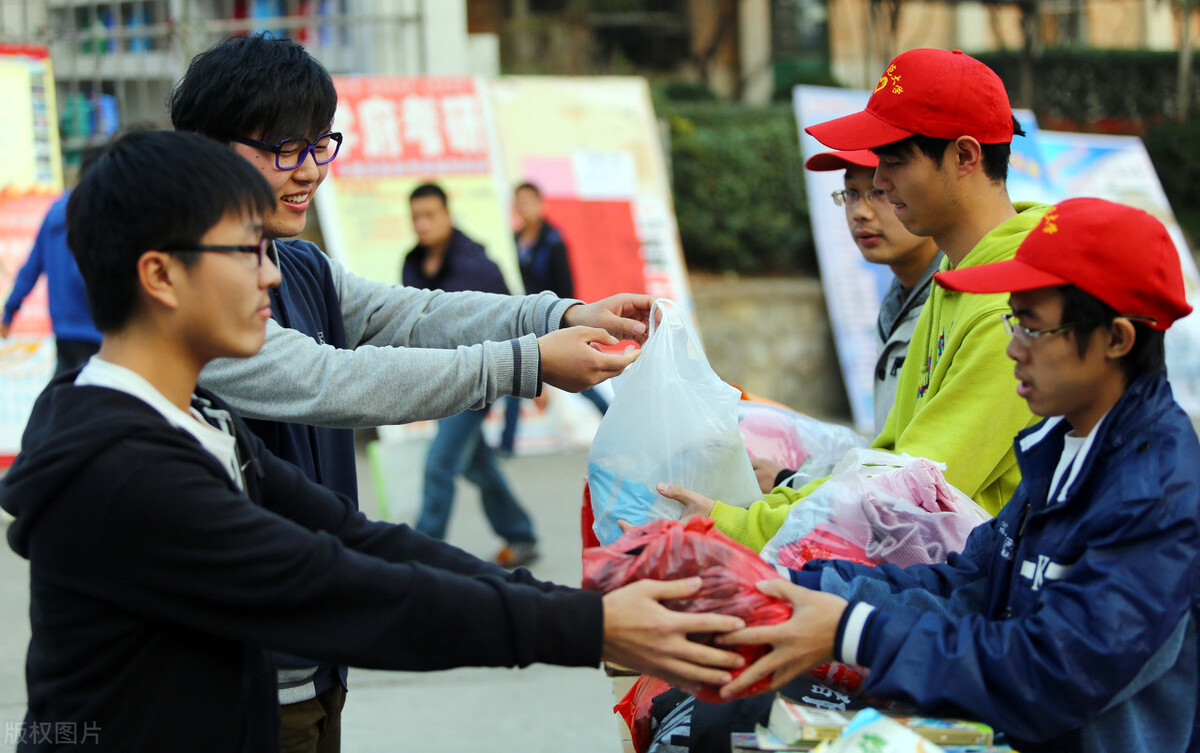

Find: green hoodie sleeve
<box><xmin>710</xmin><ymin>476</ymin><xmax>828</xmax><ymax>552</ymax></box>
<box><xmin>874</xmin><ymin>302</ymin><xmax>1035</xmax><ymax>514</ymax></box>
<box><xmin>712</xmin><ymin>205</ymin><xmax>1048</xmax><ymax>552</ymax></box>
<box><xmin>711</xmin><ymin>302</ymin><xmax>1033</xmax><ymax>551</ymax></box>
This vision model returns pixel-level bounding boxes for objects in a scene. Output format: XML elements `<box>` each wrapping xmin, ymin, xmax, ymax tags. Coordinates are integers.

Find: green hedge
<box><xmin>1144</xmin><ymin>119</ymin><xmax>1200</xmax><ymax>246</ymax></box>
<box><xmin>974</xmin><ymin>49</ymin><xmax>1199</xmax><ymax>133</ymax></box>
<box><xmin>665</xmin><ymin>103</ymin><xmax>816</xmax><ymax>275</ymax></box>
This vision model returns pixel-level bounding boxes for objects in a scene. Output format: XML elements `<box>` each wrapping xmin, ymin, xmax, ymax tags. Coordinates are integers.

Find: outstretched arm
<box><xmin>3</xmin><ymin>222</ymin><xmax>49</xmax><ymax>332</ymax></box>
<box><xmin>201</xmin><ymin>320</ymin><xmax>537</xmax><ymax>427</ymax></box>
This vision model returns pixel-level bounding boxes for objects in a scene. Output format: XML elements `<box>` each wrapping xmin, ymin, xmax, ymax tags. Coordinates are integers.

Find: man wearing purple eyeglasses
<box><xmin>171</xmin><ymin>33</ymin><xmax>658</xmax><ymax>752</ymax></box>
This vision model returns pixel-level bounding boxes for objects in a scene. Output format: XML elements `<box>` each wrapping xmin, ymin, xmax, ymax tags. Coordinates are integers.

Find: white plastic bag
<box><xmin>737</xmin><ymin>402</ymin><xmax>868</xmax><ymax>488</ymax></box>
<box><xmin>587</xmin><ymin>299</ymin><xmax>761</xmax><ymax>545</ymax></box>
<box><xmin>761</xmin><ymin>449</ymin><xmax>991</xmax><ymax>569</ymax></box>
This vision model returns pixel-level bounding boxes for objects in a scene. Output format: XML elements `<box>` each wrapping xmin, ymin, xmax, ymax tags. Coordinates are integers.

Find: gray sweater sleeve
<box><xmin>199</xmin><ymin>257</ymin><xmax>582</xmax><ymax>429</ymax></box>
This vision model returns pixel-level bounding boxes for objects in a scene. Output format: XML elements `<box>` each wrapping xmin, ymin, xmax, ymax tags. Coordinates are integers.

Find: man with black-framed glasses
<box><xmin>170</xmin><ymin>33</ymin><xmax>658</xmax><ymax>752</ymax></box>
<box><xmin>1</xmin><ymin>129</ymin><xmax>747</xmax><ymax>753</ymax></box>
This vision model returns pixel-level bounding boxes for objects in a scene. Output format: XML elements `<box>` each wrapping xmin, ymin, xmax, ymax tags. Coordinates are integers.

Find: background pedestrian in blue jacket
<box><xmin>497</xmin><ymin>181</ymin><xmax>610</xmax><ymax>457</ymax></box>
<box><xmin>1</xmin><ymin>147</ymin><xmax>104</xmax><ymax>377</ymax></box>
<box><xmin>718</xmin><ymin>198</ymin><xmax>1200</xmax><ymax>753</ymax></box>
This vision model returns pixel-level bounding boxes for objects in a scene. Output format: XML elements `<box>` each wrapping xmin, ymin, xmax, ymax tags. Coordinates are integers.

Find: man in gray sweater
<box><xmin>175</xmin><ymin>33</ymin><xmax>651</xmax><ymax>752</ymax></box>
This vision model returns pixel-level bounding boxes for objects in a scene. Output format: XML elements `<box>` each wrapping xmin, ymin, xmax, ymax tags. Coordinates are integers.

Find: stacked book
<box><xmin>729</xmin><ymin>695</ymin><xmax>1013</xmax><ymax>752</ymax></box>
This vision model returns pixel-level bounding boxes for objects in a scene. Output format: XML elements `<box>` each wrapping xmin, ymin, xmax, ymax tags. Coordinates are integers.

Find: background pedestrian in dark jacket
<box><xmin>405</xmin><ymin>183</ymin><xmax>541</xmax><ymax>569</ymax></box>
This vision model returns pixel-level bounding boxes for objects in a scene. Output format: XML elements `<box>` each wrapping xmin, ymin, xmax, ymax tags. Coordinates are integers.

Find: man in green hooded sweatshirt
<box><xmin>662</xmin><ymin>48</ymin><xmax>1048</xmax><ymax>551</ymax></box>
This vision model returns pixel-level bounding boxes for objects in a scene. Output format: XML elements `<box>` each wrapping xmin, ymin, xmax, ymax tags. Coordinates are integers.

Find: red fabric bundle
<box><xmin>613</xmin><ymin>675</ymin><xmax>671</xmax><ymax>752</ymax></box>
<box><xmin>582</xmin><ymin>517</ymin><xmax>793</xmax><ymax>703</ymax></box>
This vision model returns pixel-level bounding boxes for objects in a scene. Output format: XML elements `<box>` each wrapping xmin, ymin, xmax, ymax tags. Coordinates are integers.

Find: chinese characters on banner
<box><xmin>319</xmin><ymin>76</ymin><xmax>520</xmax><ymax>292</ymax></box>
<box><xmin>333</xmin><ymin>76</ymin><xmax>490</xmax><ymax>175</ymax></box>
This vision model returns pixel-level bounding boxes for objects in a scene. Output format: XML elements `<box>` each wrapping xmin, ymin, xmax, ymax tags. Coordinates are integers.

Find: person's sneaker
<box><xmin>493</xmin><ymin>543</ymin><xmax>540</xmax><ymax>569</ymax></box>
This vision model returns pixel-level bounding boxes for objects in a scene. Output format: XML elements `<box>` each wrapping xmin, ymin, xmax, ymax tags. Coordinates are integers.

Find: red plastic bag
<box><xmin>582</xmin><ymin>517</ymin><xmax>793</xmax><ymax>703</ymax></box>
<box><xmin>613</xmin><ymin>675</ymin><xmax>671</xmax><ymax>753</ymax></box>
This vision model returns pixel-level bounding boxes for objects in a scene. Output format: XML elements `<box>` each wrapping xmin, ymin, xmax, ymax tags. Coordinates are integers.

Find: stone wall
<box><xmin>688</xmin><ymin>274</ymin><xmax>851</xmax><ymax>422</ymax></box>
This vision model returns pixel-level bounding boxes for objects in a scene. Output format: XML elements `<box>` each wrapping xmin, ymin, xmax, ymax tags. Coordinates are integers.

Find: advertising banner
<box><xmin>1037</xmin><ymin>130</ymin><xmax>1200</xmax><ymax>415</ymax></box>
<box><xmin>0</xmin><ymin>46</ymin><xmax>62</xmax><ymax>466</ymax></box>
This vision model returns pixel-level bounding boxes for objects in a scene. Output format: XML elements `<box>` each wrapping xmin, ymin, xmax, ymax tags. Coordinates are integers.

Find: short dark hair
<box><xmin>170</xmin><ymin>34</ymin><xmax>337</xmax><ymax>145</ymax></box>
<box><xmin>410</xmin><ymin>183</ymin><xmax>448</xmax><ymax>207</ymax></box>
<box><xmin>67</xmin><ymin>130</ymin><xmax>275</xmax><ymax>332</ymax></box>
<box><xmin>1059</xmin><ymin>285</ymin><xmax>1166</xmax><ymax>383</ymax></box>
<box><xmin>872</xmin><ymin>116</ymin><xmax>1024</xmax><ymax>184</ymax></box>
<box><xmin>514</xmin><ymin>182</ymin><xmax>541</xmax><ymax>197</ymax></box>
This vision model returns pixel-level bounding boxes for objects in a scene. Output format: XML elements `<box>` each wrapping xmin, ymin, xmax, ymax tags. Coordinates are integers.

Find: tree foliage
<box><xmin>666</xmin><ymin>103</ymin><xmax>816</xmax><ymax>275</ymax></box>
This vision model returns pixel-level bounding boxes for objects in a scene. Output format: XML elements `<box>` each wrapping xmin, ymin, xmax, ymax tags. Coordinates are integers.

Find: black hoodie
<box><xmin>1</xmin><ymin>375</ymin><xmax>602</xmax><ymax>751</ymax></box>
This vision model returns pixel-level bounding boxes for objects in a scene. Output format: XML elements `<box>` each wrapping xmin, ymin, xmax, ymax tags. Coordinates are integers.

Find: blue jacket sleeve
<box><xmin>856</xmin><ymin>493</ymin><xmax>1200</xmax><ymax>743</ymax></box>
<box><xmin>3</xmin><ymin>224</ymin><xmax>48</xmax><ymax>324</ymax></box>
<box><xmin>547</xmin><ymin>239</ymin><xmax>574</xmax><ymax>299</ymax></box>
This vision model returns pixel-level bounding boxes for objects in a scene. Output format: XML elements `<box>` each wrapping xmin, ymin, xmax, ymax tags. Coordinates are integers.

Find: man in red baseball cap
<box><xmin>753</xmin><ymin>150</ymin><xmax>941</xmax><ymax>497</ymax></box>
<box><xmin>717</xmin><ymin>198</ymin><xmax>1200</xmax><ymax>753</ymax></box>
<box><xmin>810</xmin><ymin>150</ymin><xmax>944</xmax><ymax>432</ymax></box>
<box><xmin>662</xmin><ymin>49</ymin><xmax>1048</xmax><ymax>550</ymax></box>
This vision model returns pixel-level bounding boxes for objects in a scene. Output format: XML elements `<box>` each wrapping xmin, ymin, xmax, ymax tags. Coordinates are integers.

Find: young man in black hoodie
<box><xmin>0</xmin><ymin>130</ymin><xmax>745</xmax><ymax>752</ymax></box>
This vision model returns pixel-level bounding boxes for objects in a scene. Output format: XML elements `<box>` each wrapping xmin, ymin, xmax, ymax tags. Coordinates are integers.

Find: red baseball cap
<box><xmin>805</xmin><ymin>49</ymin><xmax>1014</xmax><ymax>151</ymax></box>
<box><xmin>935</xmin><ymin>198</ymin><xmax>1192</xmax><ymax>330</ymax></box>
<box><xmin>804</xmin><ymin>149</ymin><xmax>878</xmax><ymax>172</ymax></box>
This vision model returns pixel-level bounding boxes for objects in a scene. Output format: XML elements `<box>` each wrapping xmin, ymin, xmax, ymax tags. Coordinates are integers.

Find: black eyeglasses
<box><xmin>1001</xmin><ymin>313</ymin><xmax>1076</xmax><ymax>345</ymax></box>
<box><xmin>231</xmin><ymin>132</ymin><xmax>343</xmax><ymax>170</ymax></box>
<box><xmin>163</xmin><ymin>239</ymin><xmax>270</xmax><ymax>268</ymax></box>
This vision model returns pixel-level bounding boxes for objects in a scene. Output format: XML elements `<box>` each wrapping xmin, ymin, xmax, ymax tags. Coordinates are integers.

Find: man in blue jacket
<box><xmin>498</xmin><ymin>181</ymin><xmax>610</xmax><ymax>456</ymax></box>
<box><xmin>718</xmin><ymin>198</ymin><xmax>1200</xmax><ymax>753</ymax></box>
<box><xmin>1</xmin><ymin>148</ymin><xmax>103</xmax><ymax>377</ymax></box>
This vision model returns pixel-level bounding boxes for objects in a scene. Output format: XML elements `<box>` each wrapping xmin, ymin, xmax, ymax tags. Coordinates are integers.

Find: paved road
<box><xmin>0</xmin><ymin>444</ymin><xmax>625</xmax><ymax>753</ymax></box>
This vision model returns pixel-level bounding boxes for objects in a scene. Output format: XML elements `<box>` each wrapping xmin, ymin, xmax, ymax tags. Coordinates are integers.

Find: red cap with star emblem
<box><xmin>805</xmin><ymin>48</ymin><xmax>1014</xmax><ymax>150</ymax></box>
<box><xmin>934</xmin><ymin>198</ymin><xmax>1192</xmax><ymax>331</ymax></box>
<box><xmin>804</xmin><ymin>149</ymin><xmax>878</xmax><ymax>172</ymax></box>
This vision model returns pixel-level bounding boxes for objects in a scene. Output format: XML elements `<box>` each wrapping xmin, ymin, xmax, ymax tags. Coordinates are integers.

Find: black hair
<box><xmin>410</xmin><ymin>183</ymin><xmax>448</xmax><ymax>207</ymax></box>
<box><xmin>78</xmin><ymin>145</ymin><xmax>105</xmax><ymax>177</ymax></box>
<box><xmin>872</xmin><ymin>116</ymin><xmax>1024</xmax><ymax>184</ymax></box>
<box><xmin>66</xmin><ymin>130</ymin><xmax>276</xmax><ymax>332</ymax></box>
<box><xmin>1059</xmin><ymin>285</ymin><xmax>1166</xmax><ymax>383</ymax></box>
<box><xmin>514</xmin><ymin>182</ymin><xmax>541</xmax><ymax>197</ymax></box>
<box><xmin>169</xmin><ymin>34</ymin><xmax>337</xmax><ymax>145</ymax></box>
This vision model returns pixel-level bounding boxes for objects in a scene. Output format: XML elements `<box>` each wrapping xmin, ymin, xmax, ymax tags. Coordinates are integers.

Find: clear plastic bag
<box><xmin>737</xmin><ymin>402</ymin><xmax>869</xmax><ymax>488</ymax></box>
<box><xmin>762</xmin><ymin>448</ymin><xmax>992</xmax><ymax>571</ymax></box>
<box><xmin>588</xmin><ymin>299</ymin><xmax>761</xmax><ymax>545</ymax></box>
<box><xmin>763</xmin><ymin>449</ymin><xmax>991</xmax><ymax>695</ymax></box>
